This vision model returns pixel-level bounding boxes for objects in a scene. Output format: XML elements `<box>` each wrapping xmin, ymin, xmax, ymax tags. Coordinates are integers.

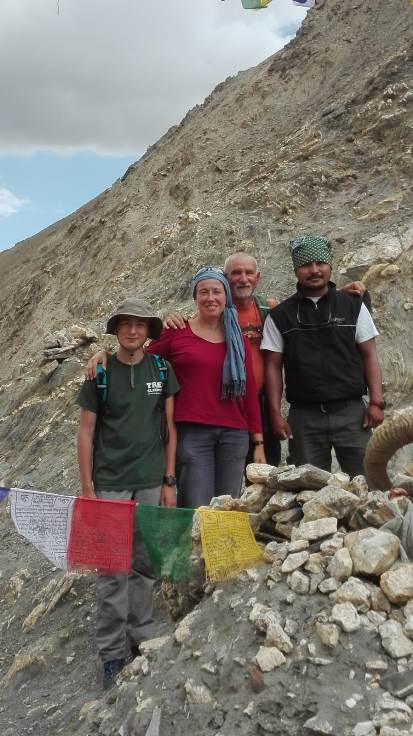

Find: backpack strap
<box><xmin>254</xmin><ymin>294</ymin><xmax>271</xmax><ymax>325</ymax></box>
<box><xmin>151</xmin><ymin>354</ymin><xmax>168</xmax><ymax>385</ymax></box>
<box><xmin>96</xmin><ymin>363</ymin><xmax>108</xmax><ymax>414</ymax></box>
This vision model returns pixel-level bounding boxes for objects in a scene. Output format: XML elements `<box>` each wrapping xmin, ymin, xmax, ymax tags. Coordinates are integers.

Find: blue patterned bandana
<box><xmin>289</xmin><ymin>235</ymin><xmax>332</xmax><ymax>270</ymax></box>
<box><xmin>192</xmin><ymin>266</ymin><xmax>246</xmax><ymax>398</ymax></box>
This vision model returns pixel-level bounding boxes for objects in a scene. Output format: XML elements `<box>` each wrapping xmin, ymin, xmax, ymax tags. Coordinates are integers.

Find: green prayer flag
<box><xmin>137</xmin><ymin>505</ymin><xmax>194</xmax><ymax>582</ymax></box>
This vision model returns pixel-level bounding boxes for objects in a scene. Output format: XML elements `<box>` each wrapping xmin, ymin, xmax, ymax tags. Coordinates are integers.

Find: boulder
<box><xmin>331</xmin><ymin>602</ymin><xmax>361</xmax><ymax>632</ymax></box>
<box><xmin>293</xmin><ymin>517</ymin><xmax>338</xmax><ymax>541</ymax></box>
<box><xmin>281</xmin><ymin>551</ymin><xmax>309</xmax><ymax>574</ymax></box>
<box><xmin>234</xmin><ymin>484</ymin><xmax>271</xmax><ymax>513</ymax></box>
<box><xmin>287</xmin><ymin>570</ymin><xmax>310</xmax><ymax>594</ymax></box>
<box><xmin>249</xmin><ymin>603</ymin><xmax>281</xmax><ymax>632</ymax></box>
<box><xmin>303</xmin><ymin>486</ymin><xmax>360</xmax><ymax>521</ymax></box>
<box><xmin>254</xmin><ymin>646</ymin><xmax>286</xmax><ymax>672</ymax></box>
<box><xmin>318</xmin><ymin>578</ymin><xmax>340</xmax><ymax>594</ymax></box>
<box><xmin>347</xmin><ymin>475</ymin><xmax>369</xmax><ymax>501</ymax></box>
<box><xmin>379</xmin><ymin>620</ymin><xmax>413</xmax><ymax>659</ymax></box>
<box><xmin>344</xmin><ymin>528</ymin><xmax>400</xmax><ymax>577</ymax></box>
<box><xmin>245</xmin><ymin>463</ymin><xmax>277</xmax><ymax>485</ymax></box>
<box><xmin>272</xmin><ymin>464</ymin><xmax>333</xmax><ymax>491</ymax></box>
<box><xmin>265</xmin><ymin>623</ymin><xmax>293</xmax><ymax>654</ymax></box>
<box><xmin>315</xmin><ymin>622</ymin><xmax>339</xmax><ymax>649</ymax></box>
<box><xmin>331</xmin><ymin>577</ymin><xmax>370</xmax><ymax>612</ymax></box>
<box><xmin>267</xmin><ymin>465</ymin><xmax>295</xmax><ymax>488</ymax></box>
<box><xmin>327</xmin><ymin>548</ymin><xmax>353</xmax><ymax>582</ymax></box>
<box><xmin>380</xmin><ymin>565</ymin><xmax>413</xmax><ymax>605</ymax></box>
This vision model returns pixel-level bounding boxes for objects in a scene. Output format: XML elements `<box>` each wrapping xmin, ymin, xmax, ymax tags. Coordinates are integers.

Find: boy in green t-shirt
<box><xmin>77</xmin><ymin>297</ymin><xmax>180</xmax><ymax>688</ymax></box>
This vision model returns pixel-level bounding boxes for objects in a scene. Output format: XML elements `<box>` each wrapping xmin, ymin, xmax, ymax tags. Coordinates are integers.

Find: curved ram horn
<box><xmin>364</xmin><ymin>408</ymin><xmax>413</xmax><ymax>490</ymax></box>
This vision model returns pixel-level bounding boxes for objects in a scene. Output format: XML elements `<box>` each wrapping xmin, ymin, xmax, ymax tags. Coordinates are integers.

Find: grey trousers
<box><xmin>176</xmin><ymin>422</ymin><xmax>250</xmax><ymax>508</ymax></box>
<box><xmin>287</xmin><ymin>400</ymin><xmax>371</xmax><ymax>479</ymax></box>
<box><xmin>95</xmin><ymin>486</ymin><xmax>161</xmax><ymax>663</ymax></box>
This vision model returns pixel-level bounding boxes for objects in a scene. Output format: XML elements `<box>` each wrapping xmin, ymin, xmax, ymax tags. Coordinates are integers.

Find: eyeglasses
<box><xmin>296</xmin><ymin>303</ymin><xmax>333</xmax><ymax>329</ymax></box>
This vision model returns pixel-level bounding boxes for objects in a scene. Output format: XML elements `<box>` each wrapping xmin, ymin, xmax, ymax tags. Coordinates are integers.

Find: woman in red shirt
<box><xmin>147</xmin><ymin>266</ymin><xmax>264</xmax><ymax>507</ymax></box>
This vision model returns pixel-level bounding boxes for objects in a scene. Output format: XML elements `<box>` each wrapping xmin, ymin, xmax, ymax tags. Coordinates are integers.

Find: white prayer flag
<box><xmin>10</xmin><ymin>489</ymin><xmax>75</xmax><ymax>570</ymax></box>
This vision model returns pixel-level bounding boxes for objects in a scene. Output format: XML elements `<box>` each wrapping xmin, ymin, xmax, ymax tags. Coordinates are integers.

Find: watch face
<box><xmin>164</xmin><ymin>475</ymin><xmax>176</xmax><ymax>486</ymax></box>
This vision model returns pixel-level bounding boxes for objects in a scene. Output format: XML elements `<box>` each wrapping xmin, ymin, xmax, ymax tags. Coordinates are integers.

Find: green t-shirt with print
<box><xmin>77</xmin><ymin>353</ymin><xmax>180</xmax><ymax>492</ymax></box>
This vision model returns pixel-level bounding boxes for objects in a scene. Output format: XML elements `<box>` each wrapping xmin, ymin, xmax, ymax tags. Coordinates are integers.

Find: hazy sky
<box><xmin>0</xmin><ymin>0</ymin><xmax>306</xmax><ymax>250</ymax></box>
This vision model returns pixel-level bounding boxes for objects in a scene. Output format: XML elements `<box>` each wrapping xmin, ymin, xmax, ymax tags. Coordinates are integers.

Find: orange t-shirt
<box><xmin>237</xmin><ymin>300</ymin><xmax>266</xmax><ymax>391</ymax></box>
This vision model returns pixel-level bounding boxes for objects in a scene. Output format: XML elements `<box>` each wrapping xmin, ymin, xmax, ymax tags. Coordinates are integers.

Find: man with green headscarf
<box><xmin>262</xmin><ymin>235</ymin><xmax>384</xmax><ymax>478</ymax></box>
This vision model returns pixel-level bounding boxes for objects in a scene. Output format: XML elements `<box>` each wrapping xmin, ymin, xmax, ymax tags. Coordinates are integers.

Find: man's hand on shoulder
<box><xmin>267</xmin><ymin>298</ymin><xmax>279</xmax><ymax>309</ymax></box>
<box><xmin>84</xmin><ymin>350</ymin><xmax>107</xmax><ymax>380</ymax></box>
<box><xmin>163</xmin><ymin>313</ymin><xmax>188</xmax><ymax>330</ymax></box>
<box><xmin>363</xmin><ymin>403</ymin><xmax>384</xmax><ymax>429</ymax></box>
<box><xmin>160</xmin><ymin>484</ymin><xmax>177</xmax><ymax>507</ymax></box>
<box><xmin>341</xmin><ymin>281</ymin><xmax>366</xmax><ymax>297</ymax></box>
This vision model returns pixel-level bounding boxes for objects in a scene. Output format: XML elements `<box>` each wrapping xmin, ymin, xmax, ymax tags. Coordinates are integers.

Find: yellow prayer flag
<box><xmin>198</xmin><ymin>508</ymin><xmax>264</xmax><ymax>582</ymax></box>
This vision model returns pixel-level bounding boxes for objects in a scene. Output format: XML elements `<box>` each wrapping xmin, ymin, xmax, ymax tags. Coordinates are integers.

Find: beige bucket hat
<box><xmin>106</xmin><ymin>298</ymin><xmax>163</xmax><ymax>340</ymax></box>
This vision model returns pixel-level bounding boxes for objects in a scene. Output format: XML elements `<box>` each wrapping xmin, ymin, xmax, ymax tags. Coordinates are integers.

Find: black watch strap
<box><xmin>163</xmin><ymin>475</ymin><xmax>177</xmax><ymax>487</ymax></box>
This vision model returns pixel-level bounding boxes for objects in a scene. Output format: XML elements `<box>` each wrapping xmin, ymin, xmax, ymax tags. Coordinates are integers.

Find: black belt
<box><xmin>291</xmin><ymin>399</ymin><xmax>355</xmax><ymax>414</ymax></box>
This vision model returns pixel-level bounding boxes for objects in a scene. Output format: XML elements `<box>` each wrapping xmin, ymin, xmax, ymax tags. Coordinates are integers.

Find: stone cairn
<box><xmin>194</xmin><ymin>464</ymin><xmax>413</xmax><ymax>690</ymax></box>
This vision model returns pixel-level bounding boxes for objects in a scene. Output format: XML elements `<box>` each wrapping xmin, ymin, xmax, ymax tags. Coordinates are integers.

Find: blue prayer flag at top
<box><xmin>293</xmin><ymin>0</ymin><xmax>315</xmax><ymax>7</ymax></box>
<box><xmin>0</xmin><ymin>487</ymin><xmax>10</xmax><ymax>502</ymax></box>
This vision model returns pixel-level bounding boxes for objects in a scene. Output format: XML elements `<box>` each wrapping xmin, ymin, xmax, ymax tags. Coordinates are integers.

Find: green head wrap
<box><xmin>289</xmin><ymin>235</ymin><xmax>332</xmax><ymax>271</ymax></box>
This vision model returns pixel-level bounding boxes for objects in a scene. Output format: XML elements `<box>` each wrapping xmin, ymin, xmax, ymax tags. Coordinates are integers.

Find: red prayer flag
<box><xmin>67</xmin><ymin>497</ymin><xmax>135</xmax><ymax>574</ymax></box>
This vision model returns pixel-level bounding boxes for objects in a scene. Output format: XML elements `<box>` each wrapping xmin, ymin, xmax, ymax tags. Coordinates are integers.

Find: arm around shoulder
<box><xmin>77</xmin><ymin>409</ymin><xmax>97</xmax><ymax>498</ymax></box>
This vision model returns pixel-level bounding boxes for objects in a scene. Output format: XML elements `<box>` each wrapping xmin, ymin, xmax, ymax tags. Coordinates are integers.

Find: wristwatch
<box><xmin>369</xmin><ymin>400</ymin><xmax>386</xmax><ymax>410</ymax></box>
<box><xmin>163</xmin><ymin>475</ymin><xmax>177</xmax><ymax>487</ymax></box>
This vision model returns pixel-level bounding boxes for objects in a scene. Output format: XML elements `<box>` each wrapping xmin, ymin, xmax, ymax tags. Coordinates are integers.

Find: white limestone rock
<box><xmin>209</xmin><ymin>494</ymin><xmax>236</xmax><ymax>510</ymax></box>
<box><xmin>287</xmin><ymin>570</ymin><xmax>310</xmax><ymax>595</ymax></box>
<box><xmin>381</xmin><ymin>565</ymin><xmax>413</xmax><ymax>605</ymax></box>
<box><xmin>234</xmin><ymin>484</ymin><xmax>271</xmax><ymax>513</ymax></box>
<box><xmin>184</xmin><ymin>679</ymin><xmax>212</xmax><ymax>704</ymax></box>
<box><xmin>267</xmin><ymin>465</ymin><xmax>295</xmax><ymax>488</ymax></box>
<box><xmin>265</xmin><ymin>622</ymin><xmax>293</xmax><ymax>654</ymax></box>
<box><xmin>303</xmin><ymin>486</ymin><xmax>360</xmax><ymax>522</ymax></box>
<box><xmin>305</xmin><ymin>552</ymin><xmax>329</xmax><ymax>574</ymax></box>
<box><xmin>331</xmin><ymin>602</ymin><xmax>361</xmax><ymax>632</ymax></box>
<box><xmin>174</xmin><ymin>610</ymin><xmax>200</xmax><ymax>643</ymax></box>
<box><xmin>345</xmin><ymin>528</ymin><xmax>400</xmax><ymax>577</ymax></box>
<box><xmin>331</xmin><ymin>577</ymin><xmax>371</xmax><ymax>612</ymax></box>
<box><xmin>294</xmin><ymin>517</ymin><xmax>338</xmax><ymax>542</ymax></box>
<box><xmin>318</xmin><ymin>577</ymin><xmax>340</xmax><ymax>594</ymax></box>
<box><xmin>265</xmin><ymin>542</ymin><xmax>289</xmax><ymax>563</ymax></box>
<box><xmin>273</xmin><ymin>464</ymin><xmax>333</xmax><ymax>491</ymax></box>
<box><xmin>249</xmin><ymin>603</ymin><xmax>281</xmax><ymax>632</ymax></box>
<box><xmin>281</xmin><ymin>551</ymin><xmax>310</xmax><ymax>574</ymax></box>
<box><xmin>379</xmin><ymin>620</ymin><xmax>413</xmax><ymax>659</ymax></box>
<box><xmin>347</xmin><ymin>475</ymin><xmax>369</xmax><ymax>501</ymax></box>
<box><xmin>245</xmin><ymin>463</ymin><xmax>277</xmax><ymax>485</ymax></box>
<box><xmin>315</xmin><ymin>623</ymin><xmax>339</xmax><ymax>649</ymax></box>
<box><xmin>254</xmin><ymin>646</ymin><xmax>286</xmax><ymax>671</ymax></box>
<box><xmin>327</xmin><ymin>548</ymin><xmax>353</xmax><ymax>582</ymax></box>
<box><xmin>365</xmin><ymin>582</ymin><xmax>392</xmax><ymax>613</ymax></box>
<box><xmin>296</xmin><ymin>490</ymin><xmax>318</xmax><ymax>505</ymax></box>
<box><xmin>139</xmin><ymin>636</ymin><xmax>171</xmax><ymax>655</ymax></box>
<box><xmin>320</xmin><ymin>534</ymin><xmax>345</xmax><ymax>554</ymax></box>
<box><xmin>287</xmin><ymin>539</ymin><xmax>310</xmax><ymax>553</ymax></box>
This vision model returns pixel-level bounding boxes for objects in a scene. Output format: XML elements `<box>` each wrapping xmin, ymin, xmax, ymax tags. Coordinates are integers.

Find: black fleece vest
<box><xmin>269</xmin><ymin>285</ymin><xmax>366</xmax><ymax>405</ymax></box>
